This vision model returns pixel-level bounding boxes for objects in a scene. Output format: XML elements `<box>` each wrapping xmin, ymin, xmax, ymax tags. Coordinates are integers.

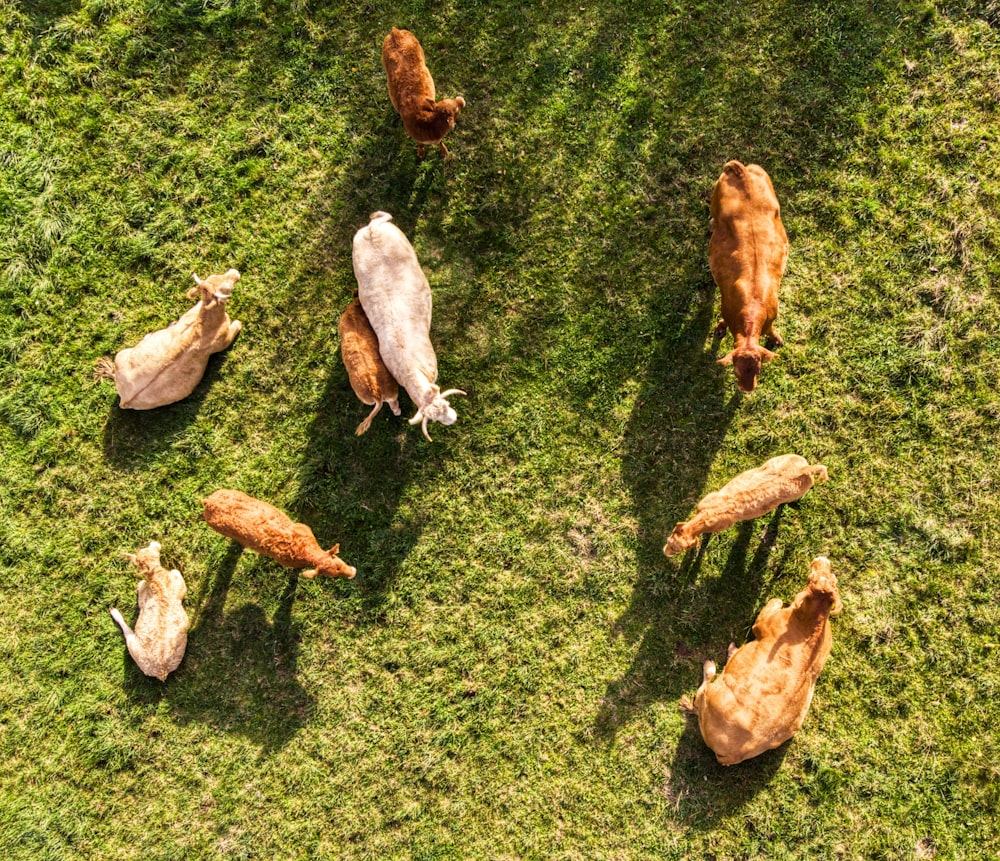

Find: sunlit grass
<box><xmin>1</xmin><ymin>0</ymin><xmax>999</xmax><ymax>858</ymax></box>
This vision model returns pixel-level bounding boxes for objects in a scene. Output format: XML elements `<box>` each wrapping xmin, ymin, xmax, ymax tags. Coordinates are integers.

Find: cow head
<box><xmin>663</xmin><ymin>522</ymin><xmax>698</xmax><ymax>557</ymax></box>
<box><xmin>717</xmin><ymin>344</ymin><xmax>777</xmax><ymax>394</ymax></box>
<box><xmin>301</xmin><ymin>544</ymin><xmax>357</xmax><ymax>579</ymax></box>
<box><xmin>409</xmin><ymin>388</ymin><xmax>466</xmax><ymax>441</ymax></box>
<box><xmin>188</xmin><ymin>269</ymin><xmax>241</xmax><ymax>305</ymax></box>
<box><xmin>801</xmin><ymin>556</ymin><xmax>842</xmax><ymax>616</ymax></box>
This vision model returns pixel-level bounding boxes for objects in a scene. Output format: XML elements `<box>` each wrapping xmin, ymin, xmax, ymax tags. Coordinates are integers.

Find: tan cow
<box><xmin>97</xmin><ymin>269</ymin><xmax>242</xmax><ymax>409</ymax></box>
<box><xmin>681</xmin><ymin>557</ymin><xmax>842</xmax><ymax>765</ymax></box>
<box><xmin>709</xmin><ymin>161</ymin><xmax>788</xmax><ymax>393</ymax></box>
<box><xmin>109</xmin><ymin>541</ymin><xmax>188</xmax><ymax>682</ymax></box>
<box><xmin>202</xmin><ymin>489</ymin><xmax>356</xmax><ymax>579</ymax></box>
<box><xmin>382</xmin><ymin>27</ymin><xmax>465</xmax><ymax>159</ymax></box>
<box><xmin>339</xmin><ymin>294</ymin><xmax>401</xmax><ymax>436</ymax></box>
<box><xmin>664</xmin><ymin>454</ymin><xmax>827</xmax><ymax>557</ymax></box>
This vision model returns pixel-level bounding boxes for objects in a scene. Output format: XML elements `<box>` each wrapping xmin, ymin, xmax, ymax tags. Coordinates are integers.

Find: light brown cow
<box><xmin>97</xmin><ymin>270</ymin><xmax>242</xmax><ymax>409</ymax></box>
<box><xmin>664</xmin><ymin>454</ymin><xmax>827</xmax><ymax>557</ymax></box>
<box><xmin>681</xmin><ymin>556</ymin><xmax>842</xmax><ymax>765</ymax></box>
<box><xmin>709</xmin><ymin>161</ymin><xmax>788</xmax><ymax>393</ymax></box>
<box><xmin>339</xmin><ymin>294</ymin><xmax>401</xmax><ymax>436</ymax></box>
<box><xmin>202</xmin><ymin>489</ymin><xmax>356</xmax><ymax>579</ymax></box>
<box><xmin>382</xmin><ymin>27</ymin><xmax>465</xmax><ymax>159</ymax></box>
<box><xmin>110</xmin><ymin>541</ymin><xmax>188</xmax><ymax>682</ymax></box>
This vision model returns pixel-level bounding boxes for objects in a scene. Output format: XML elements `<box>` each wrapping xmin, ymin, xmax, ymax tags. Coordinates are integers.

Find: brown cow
<box><xmin>664</xmin><ymin>454</ymin><xmax>828</xmax><ymax>557</ymax></box>
<box><xmin>202</xmin><ymin>489</ymin><xmax>356</xmax><ymax>578</ymax></box>
<box><xmin>681</xmin><ymin>556</ymin><xmax>842</xmax><ymax>765</ymax></box>
<box><xmin>382</xmin><ymin>27</ymin><xmax>465</xmax><ymax>159</ymax></box>
<box><xmin>339</xmin><ymin>294</ymin><xmax>401</xmax><ymax>436</ymax></box>
<box><xmin>709</xmin><ymin>161</ymin><xmax>788</xmax><ymax>393</ymax></box>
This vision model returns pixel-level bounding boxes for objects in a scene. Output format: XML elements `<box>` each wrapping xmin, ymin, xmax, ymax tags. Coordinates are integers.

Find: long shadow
<box><xmin>100</xmin><ymin>350</ymin><xmax>236</xmax><ymax>469</ymax></box>
<box><xmin>668</xmin><ymin>714</ymin><xmax>790</xmax><ymax>823</ymax></box>
<box><xmin>586</xmin><ymin>0</ymin><xmax>905</xmax><ymax>761</ymax></box>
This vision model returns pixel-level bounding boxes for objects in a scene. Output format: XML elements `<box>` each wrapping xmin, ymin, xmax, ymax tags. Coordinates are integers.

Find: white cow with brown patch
<box><xmin>352</xmin><ymin>212</ymin><xmax>464</xmax><ymax>440</ymax></box>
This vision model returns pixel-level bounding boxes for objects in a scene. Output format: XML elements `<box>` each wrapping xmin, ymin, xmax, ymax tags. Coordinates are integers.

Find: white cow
<box><xmin>97</xmin><ymin>269</ymin><xmax>242</xmax><ymax>409</ymax></box>
<box><xmin>352</xmin><ymin>212</ymin><xmax>463</xmax><ymax>440</ymax></box>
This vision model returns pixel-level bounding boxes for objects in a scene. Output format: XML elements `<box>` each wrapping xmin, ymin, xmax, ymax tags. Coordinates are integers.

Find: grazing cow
<box><xmin>709</xmin><ymin>161</ymin><xmax>788</xmax><ymax>393</ymax></box>
<box><xmin>109</xmin><ymin>541</ymin><xmax>188</xmax><ymax>682</ymax></box>
<box><xmin>352</xmin><ymin>211</ymin><xmax>464</xmax><ymax>441</ymax></box>
<box><xmin>382</xmin><ymin>27</ymin><xmax>465</xmax><ymax>159</ymax></box>
<box><xmin>664</xmin><ymin>455</ymin><xmax>827</xmax><ymax>557</ymax></box>
<box><xmin>97</xmin><ymin>269</ymin><xmax>242</xmax><ymax>409</ymax></box>
<box><xmin>681</xmin><ymin>556</ymin><xmax>843</xmax><ymax>765</ymax></box>
<box><xmin>202</xmin><ymin>489</ymin><xmax>356</xmax><ymax>579</ymax></box>
<box><xmin>339</xmin><ymin>294</ymin><xmax>401</xmax><ymax>436</ymax></box>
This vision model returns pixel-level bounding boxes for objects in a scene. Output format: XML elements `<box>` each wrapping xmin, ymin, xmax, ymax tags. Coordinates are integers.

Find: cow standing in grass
<box><xmin>710</xmin><ymin>161</ymin><xmax>788</xmax><ymax>393</ymax></box>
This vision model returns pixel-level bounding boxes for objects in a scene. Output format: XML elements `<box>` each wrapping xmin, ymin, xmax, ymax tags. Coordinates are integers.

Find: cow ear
<box><xmin>716</xmin><ymin>351</ymin><xmax>735</xmax><ymax>366</ymax></box>
<box><xmin>759</xmin><ymin>346</ymin><xmax>778</xmax><ymax>363</ymax></box>
<box><xmin>328</xmin><ymin>544</ymin><xmax>340</xmax><ymax>556</ymax></box>
<box><xmin>187</xmin><ymin>286</ymin><xmax>200</xmax><ymax>300</ymax></box>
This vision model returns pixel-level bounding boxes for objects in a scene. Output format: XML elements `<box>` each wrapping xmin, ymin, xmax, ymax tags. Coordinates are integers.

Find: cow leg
<box><xmin>355</xmin><ymin>401</ymin><xmax>383</xmax><ymax>436</ymax></box>
<box><xmin>763</xmin><ymin>324</ymin><xmax>783</xmax><ymax>349</ymax></box>
<box><xmin>416</xmin><ymin>144</ymin><xmax>427</xmax><ymax>159</ymax></box>
<box><xmin>225</xmin><ymin>320</ymin><xmax>243</xmax><ymax>347</ymax></box>
<box><xmin>713</xmin><ymin>319</ymin><xmax>728</xmax><ymax>339</ymax></box>
<box><xmin>752</xmin><ymin>597</ymin><xmax>786</xmax><ymax>639</ymax></box>
<box><xmin>110</xmin><ymin>608</ymin><xmax>146</xmax><ymax>662</ymax></box>
<box><xmin>439</xmin><ymin>141</ymin><xmax>451</xmax><ymax>160</ymax></box>
<box><xmin>387</xmin><ymin>397</ymin><xmax>402</xmax><ymax>417</ymax></box>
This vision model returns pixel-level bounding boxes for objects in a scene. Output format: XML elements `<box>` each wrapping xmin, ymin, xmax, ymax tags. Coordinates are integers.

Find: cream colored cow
<box><xmin>352</xmin><ymin>212</ymin><xmax>464</xmax><ymax>440</ymax></box>
<box><xmin>97</xmin><ymin>269</ymin><xmax>242</xmax><ymax>409</ymax></box>
<box><xmin>664</xmin><ymin>455</ymin><xmax>827</xmax><ymax>556</ymax></box>
<box><xmin>110</xmin><ymin>541</ymin><xmax>188</xmax><ymax>682</ymax></box>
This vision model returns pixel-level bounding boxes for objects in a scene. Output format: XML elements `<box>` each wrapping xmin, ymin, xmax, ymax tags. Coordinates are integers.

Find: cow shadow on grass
<box><xmin>667</xmin><ymin>714</ymin><xmax>790</xmax><ymax>821</ymax></box>
<box><xmin>121</xmin><ymin>542</ymin><xmax>312</xmax><ymax>752</ymax></box>
<box><xmin>99</xmin><ymin>351</ymin><xmax>236</xmax><ymax>470</ymax></box>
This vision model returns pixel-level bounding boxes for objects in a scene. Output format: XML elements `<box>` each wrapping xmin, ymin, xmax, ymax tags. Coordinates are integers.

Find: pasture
<box><xmin>1</xmin><ymin>0</ymin><xmax>998</xmax><ymax>857</ymax></box>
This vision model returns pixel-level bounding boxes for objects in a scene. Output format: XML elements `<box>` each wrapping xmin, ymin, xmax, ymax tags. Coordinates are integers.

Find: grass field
<box><xmin>2</xmin><ymin>0</ymin><xmax>999</xmax><ymax>858</ymax></box>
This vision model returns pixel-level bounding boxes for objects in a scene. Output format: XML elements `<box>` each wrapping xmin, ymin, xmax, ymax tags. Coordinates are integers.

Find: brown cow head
<box><xmin>717</xmin><ymin>344</ymin><xmax>777</xmax><ymax>394</ymax></box>
<box><xmin>301</xmin><ymin>544</ymin><xmax>357</xmax><ymax>579</ymax></box>
<box><xmin>663</xmin><ymin>522</ymin><xmax>698</xmax><ymax>557</ymax></box>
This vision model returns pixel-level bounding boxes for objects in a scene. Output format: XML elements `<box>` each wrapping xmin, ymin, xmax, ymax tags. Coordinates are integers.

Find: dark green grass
<box><xmin>2</xmin><ymin>0</ymin><xmax>999</xmax><ymax>857</ymax></box>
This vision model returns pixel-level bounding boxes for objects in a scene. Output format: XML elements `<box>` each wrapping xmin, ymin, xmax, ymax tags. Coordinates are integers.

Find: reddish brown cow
<box><xmin>681</xmin><ymin>557</ymin><xmax>842</xmax><ymax>765</ymax></box>
<box><xmin>339</xmin><ymin>294</ymin><xmax>401</xmax><ymax>436</ymax></box>
<box><xmin>382</xmin><ymin>27</ymin><xmax>465</xmax><ymax>158</ymax></box>
<box><xmin>202</xmin><ymin>489</ymin><xmax>356</xmax><ymax>578</ymax></box>
<box><xmin>709</xmin><ymin>160</ymin><xmax>788</xmax><ymax>393</ymax></box>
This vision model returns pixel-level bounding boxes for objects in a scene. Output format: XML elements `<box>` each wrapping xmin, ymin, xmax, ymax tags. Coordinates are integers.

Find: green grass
<box><xmin>2</xmin><ymin>0</ymin><xmax>999</xmax><ymax>857</ymax></box>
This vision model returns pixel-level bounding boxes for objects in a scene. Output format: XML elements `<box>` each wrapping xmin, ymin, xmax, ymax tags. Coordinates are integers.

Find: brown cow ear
<box><xmin>328</xmin><ymin>544</ymin><xmax>340</xmax><ymax>556</ymax></box>
<box><xmin>759</xmin><ymin>346</ymin><xmax>778</xmax><ymax>362</ymax></box>
<box><xmin>187</xmin><ymin>286</ymin><xmax>200</xmax><ymax>300</ymax></box>
<box><xmin>716</xmin><ymin>351</ymin><xmax>735</xmax><ymax>366</ymax></box>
